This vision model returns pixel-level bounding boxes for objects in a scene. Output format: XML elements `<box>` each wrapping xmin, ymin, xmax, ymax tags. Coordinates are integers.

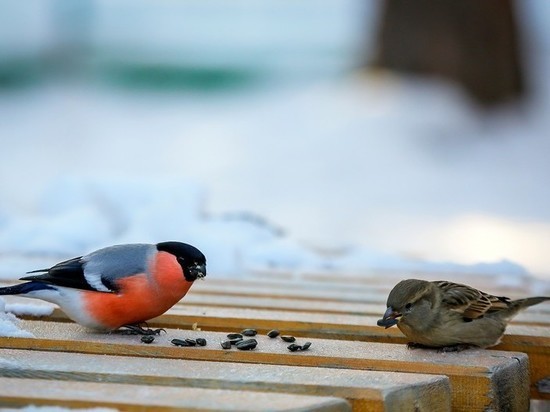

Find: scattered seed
<box><xmin>196</xmin><ymin>338</ymin><xmax>207</xmax><ymax>346</ymax></box>
<box><xmin>287</xmin><ymin>343</ymin><xmax>301</xmax><ymax>352</ymax></box>
<box><xmin>228</xmin><ymin>337</ymin><xmax>244</xmax><ymax>345</ymax></box>
<box><xmin>185</xmin><ymin>338</ymin><xmax>197</xmax><ymax>346</ymax></box>
<box><xmin>227</xmin><ymin>333</ymin><xmax>244</xmax><ymax>340</ymax></box>
<box><xmin>267</xmin><ymin>329</ymin><xmax>280</xmax><ymax>338</ymax></box>
<box><xmin>236</xmin><ymin>338</ymin><xmax>258</xmax><ymax>350</ymax></box>
<box><xmin>171</xmin><ymin>338</ymin><xmax>192</xmax><ymax>347</ymax></box>
<box><xmin>301</xmin><ymin>342</ymin><xmax>312</xmax><ymax>351</ymax></box>
<box><xmin>241</xmin><ymin>328</ymin><xmax>257</xmax><ymax>336</ymax></box>
<box><xmin>221</xmin><ymin>340</ymin><xmax>232</xmax><ymax>349</ymax></box>
<box><xmin>281</xmin><ymin>335</ymin><xmax>296</xmax><ymax>343</ymax></box>
<box><xmin>141</xmin><ymin>335</ymin><xmax>155</xmax><ymax>344</ymax></box>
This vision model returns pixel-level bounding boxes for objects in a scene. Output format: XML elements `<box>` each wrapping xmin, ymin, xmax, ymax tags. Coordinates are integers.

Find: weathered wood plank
<box><xmin>191</xmin><ymin>281</ymin><xmax>387</xmax><ymax>303</ymax></box>
<box><xmin>175</xmin><ymin>295</ymin><xmax>550</xmax><ymax>326</ymax></box>
<box><xmin>0</xmin><ymin>377</ymin><xmax>351</xmax><ymax>411</ymax></box>
<box><xmin>0</xmin><ymin>349</ymin><xmax>451</xmax><ymax>412</ymax></box>
<box><xmin>297</xmin><ymin>271</ymin><xmax>550</xmax><ymax>295</ymax></box>
<box><xmin>0</xmin><ymin>320</ymin><xmax>530</xmax><ymax>411</ymax></box>
<box><xmin>191</xmin><ymin>278</ymin><xmax>550</xmax><ymax>311</ymax></box>
<box><xmin>198</xmin><ymin>273</ymin><xmax>550</xmax><ymax>299</ymax></box>
<box><xmin>3</xmin><ymin>291</ymin><xmax>549</xmax><ymax>326</ymax></box>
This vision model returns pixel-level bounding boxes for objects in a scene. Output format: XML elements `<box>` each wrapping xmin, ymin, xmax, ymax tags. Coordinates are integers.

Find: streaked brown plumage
<box><xmin>378</xmin><ymin>279</ymin><xmax>550</xmax><ymax>351</ymax></box>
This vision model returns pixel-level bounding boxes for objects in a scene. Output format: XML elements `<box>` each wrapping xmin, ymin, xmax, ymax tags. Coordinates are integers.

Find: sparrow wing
<box><xmin>434</xmin><ymin>281</ymin><xmax>511</xmax><ymax>319</ymax></box>
<box><xmin>20</xmin><ymin>244</ymin><xmax>156</xmax><ymax>293</ymax></box>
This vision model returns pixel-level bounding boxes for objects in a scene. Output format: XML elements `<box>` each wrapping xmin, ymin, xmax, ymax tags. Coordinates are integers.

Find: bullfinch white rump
<box><xmin>0</xmin><ymin>241</ymin><xmax>206</xmax><ymax>332</ymax></box>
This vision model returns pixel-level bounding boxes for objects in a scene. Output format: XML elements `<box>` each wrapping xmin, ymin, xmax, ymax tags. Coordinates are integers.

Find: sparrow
<box><xmin>0</xmin><ymin>241</ymin><xmax>206</xmax><ymax>333</ymax></box>
<box><xmin>377</xmin><ymin>279</ymin><xmax>550</xmax><ymax>351</ymax></box>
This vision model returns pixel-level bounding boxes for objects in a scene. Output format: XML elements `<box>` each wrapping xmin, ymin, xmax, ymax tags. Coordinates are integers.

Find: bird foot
<box><xmin>406</xmin><ymin>342</ymin><xmax>435</xmax><ymax>350</ymax></box>
<box><xmin>120</xmin><ymin>324</ymin><xmax>166</xmax><ymax>335</ymax></box>
<box><xmin>407</xmin><ymin>342</ymin><xmax>474</xmax><ymax>352</ymax></box>
<box><xmin>436</xmin><ymin>344</ymin><xmax>474</xmax><ymax>353</ymax></box>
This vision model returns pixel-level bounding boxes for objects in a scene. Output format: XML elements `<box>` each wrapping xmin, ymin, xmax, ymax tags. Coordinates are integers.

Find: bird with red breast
<box><xmin>0</xmin><ymin>241</ymin><xmax>206</xmax><ymax>334</ymax></box>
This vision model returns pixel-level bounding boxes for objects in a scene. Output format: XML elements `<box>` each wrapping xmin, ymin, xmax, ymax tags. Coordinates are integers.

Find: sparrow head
<box><xmin>156</xmin><ymin>241</ymin><xmax>206</xmax><ymax>282</ymax></box>
<box><xmin>377</xmin><ymin>279</ymin><xmax>436</xmax><ymax>330</ymax></box>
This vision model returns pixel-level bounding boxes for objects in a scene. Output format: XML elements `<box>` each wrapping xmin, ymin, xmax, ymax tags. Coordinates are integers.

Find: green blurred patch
<box><xmin>0</xmin><ymin>59</ymin><xmax>43</xmax><ymax>89</ymax></box>
<box><xmin>102</xmin><ymin>64</ymin><xmax>260</xmax><ymax>91</ymax></box>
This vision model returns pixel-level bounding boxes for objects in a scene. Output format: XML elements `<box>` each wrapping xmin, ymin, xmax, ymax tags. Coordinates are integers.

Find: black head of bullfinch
<box><xmin>156</xmin><ymin>241</ymin><xmax>206</xmax><ymax>281</ymax></box>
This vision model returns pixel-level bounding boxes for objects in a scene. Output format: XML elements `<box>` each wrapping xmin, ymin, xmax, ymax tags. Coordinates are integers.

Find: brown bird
<box><xmin>377</xmin><ymin>279</ymin><xmax>550</xmax><ymax>351</ymax></box>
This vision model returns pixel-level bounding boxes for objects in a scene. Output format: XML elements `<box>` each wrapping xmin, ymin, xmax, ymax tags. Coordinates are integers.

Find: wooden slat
<box><xmin>191</xmin><ymin>278</ymin><xmax>550</xmax><ymax>309</ymax></box>
<box><xmin>0</xmin><ymin>349</ymin><xmax>451</xmax><ymax>412</ymax></box>
<box><xmin>3</xmin><ymin>292</ymin><xmax>549</xmax><ymax>326</ymax></box>
<box><xmin>0</xmin><ymin>320</ymin><xmax>530</xmax><ymax>411</ymax></box>
<box><xmin>39</xmin><ymin>305</ymin><xmax>550</xmax><ymax>344</ymax></box>
<box><xmin>0</xmin><ymin>377</ymin><xmax>350</xmax><ymax>412</ymax></box>
<box><xmin>191</xmin><ymin>281</ymin><xmax>387</xmax><ymax>303</ymax></box>
<box><xmin>297</xmin><ymin>271</ymin><xmax>550</xmax><ymax>295</ymax></box>
<box><xmin>209</xmin><ymin>274</ymin><xmax>550</xmax><ymax>300</ymax></box>
<box><xmin>174</xmin><ymin>295</ymin><xmax>550</xmax><ymax>326</ymax></box>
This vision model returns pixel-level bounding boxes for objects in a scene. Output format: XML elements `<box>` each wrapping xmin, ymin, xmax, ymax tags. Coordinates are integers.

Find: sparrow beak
<box><xmin>188</xmin><ymin>263</ymin><xmax>207</xmax><ymax>281</ymax></box>
<box><xmin>377</xmin><ymin>306</ymin><xmax>402</xmax><ymax>329</ymax></box>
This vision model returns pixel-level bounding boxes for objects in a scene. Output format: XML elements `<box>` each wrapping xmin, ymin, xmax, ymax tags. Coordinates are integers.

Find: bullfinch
<box><xmin>0</xmin><ymin>241</ymin><xmax>206</xmax><ymax>333</ymax></box>
<box><xmin>377</xmin><ymin>279</ymin><xmax>549</xmax><ymax>351</ymax></box>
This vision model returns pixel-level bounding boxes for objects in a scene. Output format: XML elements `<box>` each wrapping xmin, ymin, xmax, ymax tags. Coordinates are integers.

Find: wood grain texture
<box><xmin>0</xmin><ymin>377</ymin><xmax>351</xmax><ymax>411</ymax></box>
<box><xmin>0</xmin><ymin>349</ymin><xmax>451</xmax><ymax>412</ymax></box>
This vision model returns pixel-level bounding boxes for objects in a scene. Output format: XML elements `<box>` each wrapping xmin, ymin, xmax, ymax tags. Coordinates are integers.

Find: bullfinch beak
<box><xmin>188</xmin><ymin>263</ymin><xmax>207</xmax><ymax>280</ymax></box>
<box><xmin>377</xmin><ymin>306</ymin><xmax>401</xmax><ymax>329</ymax></box>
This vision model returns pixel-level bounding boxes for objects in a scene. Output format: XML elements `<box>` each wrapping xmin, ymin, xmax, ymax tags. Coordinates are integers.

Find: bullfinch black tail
<box><xmin>0</xmin><ymin>282</ymin><xmax>55</xmax><ymax>296</ymax></box>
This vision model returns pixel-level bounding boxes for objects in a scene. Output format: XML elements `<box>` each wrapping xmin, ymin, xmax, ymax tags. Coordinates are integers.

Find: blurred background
<box><xmin>0</xmin><ymin>0</ymin><xmax>549</xmax><ymax>285</ymax></box>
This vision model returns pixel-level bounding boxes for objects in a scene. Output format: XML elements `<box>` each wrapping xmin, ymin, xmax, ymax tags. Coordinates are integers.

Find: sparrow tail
<box><xmin>502</xmin><ymin>296</ymin><xmax>550</xmax><ymax>320</ymax></box>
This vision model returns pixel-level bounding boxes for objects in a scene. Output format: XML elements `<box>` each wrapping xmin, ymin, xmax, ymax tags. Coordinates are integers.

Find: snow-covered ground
<box><xmin>0</xmin><ymin>1</ymin><xmax>550</xmax><ymax>289</ymax></box>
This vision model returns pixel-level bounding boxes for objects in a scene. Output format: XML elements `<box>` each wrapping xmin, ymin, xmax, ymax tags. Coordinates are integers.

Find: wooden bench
<box><xmin>41</xmin><ymin>302</ymin><xmax>550</xmax><ymax>398</ymax></box>
<box><xmin>1</xmin><ymin>274</ymin><xmax>548</xmax><ymax>410</ymax></box>
<box><xmin>0</xmin><ymin>320</ymin><xmax>530</xmax><ymax>411</ymax></box>
<box><xmin>0</xmin><ymin>348</ymin><xmax>451</xmax><ymax>412</ymax></box>
<box><xmin>0</xmin><ymin>377</ymin><xmax>352</xmax><ymax>411</ymax></box>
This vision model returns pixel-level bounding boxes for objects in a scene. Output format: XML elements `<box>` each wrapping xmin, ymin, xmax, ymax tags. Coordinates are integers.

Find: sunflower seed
<box><xmin>267</xmin><ymin>329</ymin><xmax>280</xmax><ymax>338</ymax></box>
<box><xmin>220</xmin><ymin>340</ymin><xmax>232</xmax><ymax>349</ymax></box>
<box><xmin>301</xmin><ymin>342</ymin><xmax>312</xmax><ymax>351</ymax></box>
<box><xmin>171</xmin><ymin>338</ymin><xmax>192</xmax><ymax>347</ymax></box>
<box><xmin>140</xmin><ymin>335</ymin><xmax>155</xmax><ymax>344</ymax></box>
<box><xmin>241</xmin><ymin>328</ymin><xmax>257</xmax><ymax>336</ymax></box>
<box><xmin>236</xmin><ymin>338</ymin><xmax>258</xmax><ymax>350</ymax></box>
<box><xmin>227</xmin><ymin>333</ymin><xmax>243</xmax><ymax>340</ymax></box>
<box><xmin>185</xmin><ymin>339</ymin><xmax>197</xmax><ymax>346</ymax></box>
<box><xmin>281</xmin><ymin>335</ymin><xmax>296</xmax><ymax>342</ymax></box>
<box><xmin>196</xmin><ymin>338</ymin><xmax>207</xmax><ymax>346</ymax></box>
<box><xmin>287</xmin><ymin>343</ymin><xmax>301</xmax><ymax>352</ymax></box>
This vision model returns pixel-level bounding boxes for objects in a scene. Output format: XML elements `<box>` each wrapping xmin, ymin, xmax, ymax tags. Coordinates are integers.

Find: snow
<box><xmin>0</xmin><ymin>1</ymin><xmax>549</xmax><ymax>288</ymax></box>
<box><xmin>5</xmin><ymin>302</ymin><xmax>54</xmax><ymax>317</ymax></box>
<box><xmin>0</xmin><ymin>297</ymin><xmax>35</xmax><ymax>338</ymax></box>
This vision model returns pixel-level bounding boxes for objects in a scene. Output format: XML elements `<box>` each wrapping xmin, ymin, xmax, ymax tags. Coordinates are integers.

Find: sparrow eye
<box><xmin>405</xmin><ymin>303</ymin><xmax>412</xmax><ymax>310</ymax></box>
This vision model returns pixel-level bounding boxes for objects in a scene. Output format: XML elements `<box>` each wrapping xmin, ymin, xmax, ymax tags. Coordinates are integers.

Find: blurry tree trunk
<box><xmin>370</xmin><ymin>0</ymin><xmax>525</xmax><ymax>107</ymax></box>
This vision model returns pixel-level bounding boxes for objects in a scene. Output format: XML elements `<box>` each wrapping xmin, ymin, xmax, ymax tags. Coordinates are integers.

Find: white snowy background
<box><xmin>0</xmin><ymin>0</ymin><xmax>549</xmax><ymax>293</ymax></box>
